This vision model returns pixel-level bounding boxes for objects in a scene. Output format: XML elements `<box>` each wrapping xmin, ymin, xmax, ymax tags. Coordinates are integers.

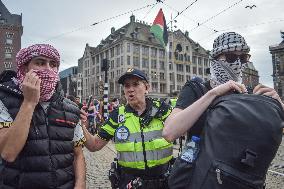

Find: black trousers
<box><xmin>117</xmin><ymin>164</ymin><xmax>169</xmax><ymax>189</ymax></box>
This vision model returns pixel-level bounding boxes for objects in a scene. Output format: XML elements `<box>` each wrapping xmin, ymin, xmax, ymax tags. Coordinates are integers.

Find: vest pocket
<box><xmin>201</xmin><ymin>161</ymin><xmax>262</xmax><ymax>189</ymax></box>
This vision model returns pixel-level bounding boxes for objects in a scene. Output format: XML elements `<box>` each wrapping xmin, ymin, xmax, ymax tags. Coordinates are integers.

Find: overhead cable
<box><xmin>41</xmin><ymin>2</ymin><xmax>156</xmax><ymax>42</ymax></box>
<box><xmin>189</xmin><ymin>0</ymin><xmax>244</xmax><ymax>32</ymax></box>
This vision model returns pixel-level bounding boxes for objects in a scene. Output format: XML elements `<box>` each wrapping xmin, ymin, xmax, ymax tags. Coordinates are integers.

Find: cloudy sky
<box><xmin>2</xmin><ymin>0</ymin><xmax>284</xmax><ymax>87</ymax></box>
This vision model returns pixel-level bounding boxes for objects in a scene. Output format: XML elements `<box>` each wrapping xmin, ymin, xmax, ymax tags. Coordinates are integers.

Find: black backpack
<box><xmin>188</xmin><ymin>94</ymin><xmax>284</xmax><ymax>189</ymax></box>
<box><xmin>169</xmin><ymin>85</ymin><xmax>284</xmax><ymax>189</ymax></box>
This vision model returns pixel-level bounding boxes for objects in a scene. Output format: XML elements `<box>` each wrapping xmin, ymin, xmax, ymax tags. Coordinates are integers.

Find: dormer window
<box><xmin>0</xmin><ymin>18</ymin><xmax>5</xmax><ymax>24</ymax></box>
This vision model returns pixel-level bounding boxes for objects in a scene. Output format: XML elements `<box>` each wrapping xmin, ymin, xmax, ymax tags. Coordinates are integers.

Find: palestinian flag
<box><xmin>150</xmin><ymin>9</ymin><xmax>168</xmax><ymax>47</ymax></box>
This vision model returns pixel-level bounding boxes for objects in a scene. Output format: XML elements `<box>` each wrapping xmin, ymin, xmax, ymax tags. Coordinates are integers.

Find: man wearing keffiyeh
<box><xmin>0</xmin><ymin>44</ymin><xmax>87</xmax><ymax>189</ymax></box>
<box><xmin>163</xmin><ymin>31</ymin><xmax>284</xmax><ymax>142</ymax></box>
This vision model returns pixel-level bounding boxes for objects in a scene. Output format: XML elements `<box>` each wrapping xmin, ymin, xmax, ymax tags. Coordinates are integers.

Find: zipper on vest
<box><xmin>139</xmin><ymin>119</ymin><xmax>148</xmax><ymax>169</ymax></box>
<box><xmin>32</xmin><ymin>113</ymin><xmax>39</xmax><ymax>136</ymax></box>
<box><xmin>45</xmin><ymin>104</ymin><xmax>56</xmax><ymax>188</ymax></box>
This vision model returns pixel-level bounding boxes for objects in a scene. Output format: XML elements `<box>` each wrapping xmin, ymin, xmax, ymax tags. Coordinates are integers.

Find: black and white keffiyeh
<box><xmin>209</xmin><ymin>32</ymin><xmax>249</xmax><ymax>87</ymax></box>
<box><xmin>210</xmin><ymin>32</ymin><xmax>250</xmax><ymax>58</ymax></box>
<box><xmin>210</xmin><ymin>59</ymin><xmax>245</xmax><ymax>88</ymax></box>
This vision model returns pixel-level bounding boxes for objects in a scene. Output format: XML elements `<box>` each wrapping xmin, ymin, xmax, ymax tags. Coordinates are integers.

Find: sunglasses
<box><xmin>217</xmin><ymin>53</ymin><xmax>251</xmax><ymax>64</ymax></box>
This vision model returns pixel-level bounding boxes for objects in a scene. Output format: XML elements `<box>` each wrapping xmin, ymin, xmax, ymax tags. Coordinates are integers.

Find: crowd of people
<box><xmin>0</xmin><ymin>32</ymin><xmax>283</xmax><ymax>189</ymax></box>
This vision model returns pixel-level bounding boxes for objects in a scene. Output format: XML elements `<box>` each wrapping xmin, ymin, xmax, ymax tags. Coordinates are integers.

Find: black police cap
<box><xmin>118</xmin><ymin>68</ymin><xmax>148</xmax><ymax>84</ymax></box>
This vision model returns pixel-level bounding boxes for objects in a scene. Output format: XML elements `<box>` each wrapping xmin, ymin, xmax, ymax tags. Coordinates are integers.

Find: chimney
<box><xmin>185</xmin><ymin>31</ymin><xmax>189</xmax><ymax>37</ymax></box>
<box><xmin>130</xmin><ymin>15</ymin><xmax>135</xmax><ymax>23</ymax></box>
<box><xmin>111</xmin><ymin>27</ymin><xmax>115</xmax><ymax>34</ymax></box>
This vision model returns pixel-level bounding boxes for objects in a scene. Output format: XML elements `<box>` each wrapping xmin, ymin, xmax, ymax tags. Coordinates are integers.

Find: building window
<box><xmin>110</xmin><ymin>48</ymin><xmax>114</xmax><ymax>57</ymax></box>
<box><xmin>186</xmin><ymin>65</ymin><xmax>190</xmax><ymax>72</ymax></box>
<box><xmin>133</xmin><ymin>56</ymin><xmax>139</xmax><ymax>67</ymax></box>
<box><xmin>169</xmin><ymin>73</ymin><xmax>173</xmax><ymax>81</ymax></box>
<box><xmin>6</xmin><ymin>38</ymin><xmax>12</xmax><ymax>45</ymax></box>
<box><xmin>198</xmin><ymin>57</ymin><xmax>202</xmax><ymax>65</ymax></box>
<box><xmin>193</xmin><ymin>67</ymin><xmax>197</xmax><ymax>74</ymax></box>
<box><xmin>198</xmin><ymin>68</ymin><xmax>203</xmax><ymax>75</ymax></box>
<box><xmin>6</xmin><ymin>33</ymin><xmax>14</xmax><ymax>38</ymax></box>
<box><xmin>4</xmin><ymin>53</ymin><xmax>12</xmax><ymax>59</ymax></box>
<box><xmin>127</xmin><ymin>56</ymin><xmax>131</xmax><ymax>65</ymax></box>
<box><xmin>192</xmin><ymin>56</ymin><xmax>197</xmax><ymax>64</ymax></box>
<box><xmin>4</xmin><ymin>62</ymin><xmax>12</xmax><ymax>69</ymax></box>
<box><xmin>151</xmin><ymin>48</ymin><xmax>157</xmax><ymax>58</ymax></box>
<box><xmin>116</xmin><ymin>45</ymin><xmax>120</xmax><ymax>56</ymax></box>
<box><xmin>121</xmin><ymin>44</ymin><xmax>124</xmax><ymax>53</ymax></box>
<box><xmin>5</xmin><ymin>47</ymin><xmax>12</xmax><ymax>53</ymax></box>
<box><xmin>0</xmin><ymin>18</ymin><xmax>5</xmax><ymax>24</ymax></box>
<box><xmin>204</xmin><ymin>59</ymin><xmax>208</xmax><ymax>67</ymax></box>
<box><xmin>111</xmin><ymin>60</ymin><xmax>114</xmax><ymax>69</ymax></box>
<box><xmin>133</xmin><ymin>44</ymin><xmax>140</xmax><ymax>55</ymax></box>
<box><xmin>151</xmin><ymin>71</ymin><xmax>158</xmax><ymax>79</ymax></box>
<box><xmin>96</xmin><ymin>55</ymin><xmax>99</xmax><ymax>64</ymax></box>
<box><xmin>176</xmin><ymin>64</ymin><xmax>184</xmax><ymax>72</ymax></box>
<box><xmin>142</xmin><ymin>46</ymin><xmax>149</xmax><ymax>56</ymax></box>
<box><xmin>187</xmin><ymin>55</ymin><xmax>191</xmax><ymax>62</ymax></box>
<box><xmin>179</xmin><ymin>54</ymin><xmax>183</xmax><ymax>61</ymax></box>
<box><xmin>116</xmin><ymin>57</ymin><xmax>120</xmax><ymax>67</ymax></box>
<box><xmin>121</xmin><ymin>56</ymin><xmax>124</xmax><ymax>66</ymax></box>
<box><xmin>127</xmin><ymin>43</ymin><xmax>131</xmax><ymax>52</ymax></box>
<box><xmin>110</xmin><ymin>82</ymin><xmax>114</xmax><ymax>94</ymax></box>
<box><xmin>105</xmin><ymin>50</ymin><xmax>109</xmax><ymax>59</ymax></box>
<box><xmin>160</xmin><ymin>72</ymin><xmax>165</xmax><ymax>80</ymax></box>
<box><xmin>142</xmin><ymin>58</ymin><xmax>148</xmax><ymax>68</ymax></box>
<box><xmin>160</xmin><ymin>83</ymin><xmax>166</xmax><ymax>93</ymax></box>
<box><xmin>151</xmin><ymin>59</ymin><xmax>157</xmax><ymax>69</ymax></box>
<box><xmin>159</xmin><ymin>61</ymin><xmax>165</xmax><ymax>70</ymax></box>
<box><xmin>186</xmin><ymin>75</ymin><xmax>191</xmax><ymax>81</ymax></box>
<box><xmin>151</xmin><ymin>82</ymin><xmax>158</xmax><ymax>92</ymax></box>
<box><xmin>169</xmin><ymin>62</ymin><xmax>173</xmax><ymax>70</ymax></box>
<box><xmin>159</xmin><ymin>49</ymin><xmax>165</xmax><ymax>59</ymax></box>
<box><xmin>177</xmin><ymin>74</ymin><xmax>184</xmax><ymax>82</ymax></box>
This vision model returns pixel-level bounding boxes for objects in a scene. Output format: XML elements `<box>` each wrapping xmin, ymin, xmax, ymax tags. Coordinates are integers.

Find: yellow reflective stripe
<box><xmin>0</xmin><ymin>122</ymin><xmax>12</xmax><ymax>129</ymax></box>
<box><xmin>115</xmin><ymin>138</ymin><xmax>172</xmax><ymax>152</ymax></box>
<box><xmin>118</xmin><ymin>156</ymin><xmax>173</xmax><ymax>169</ymax></box>
<box><xmin>115</xmin><ymin>129</ymin><xmax>163</xmax><ymax>143</ymax></box>
<box><xmin>117</xmin><ymin>146</ymin><xmax>173</xmax><ymax>162</ymax></box>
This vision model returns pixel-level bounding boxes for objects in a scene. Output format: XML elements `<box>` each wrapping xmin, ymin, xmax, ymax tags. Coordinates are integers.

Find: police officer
<box><xmin>82</xmin><ymin>68</ymin><xmax>173</xmax><ymax>189</ymax></box>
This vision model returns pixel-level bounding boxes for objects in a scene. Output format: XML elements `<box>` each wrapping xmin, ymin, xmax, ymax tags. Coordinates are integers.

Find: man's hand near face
<box><xmin>21</xmin><ymin>70</ymin><xmax>41</xmax><ymax>107</ymax></box>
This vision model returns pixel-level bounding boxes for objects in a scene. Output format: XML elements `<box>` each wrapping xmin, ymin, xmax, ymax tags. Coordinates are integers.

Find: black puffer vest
<box><xmin>0</xmin><ymin>79</ymin><xmax>80</xmax><ymax>189</ymax></box>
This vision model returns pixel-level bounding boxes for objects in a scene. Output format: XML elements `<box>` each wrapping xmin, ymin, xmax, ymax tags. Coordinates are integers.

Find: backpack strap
<box><xmin>185</xmin><ymin>78</ymin><xmax>210</xmax><ymax>140</ymax></box>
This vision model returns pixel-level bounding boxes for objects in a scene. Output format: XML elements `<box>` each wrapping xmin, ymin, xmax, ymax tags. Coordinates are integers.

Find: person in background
<box><xmin>169</xmin><ymin>91</ymin><xmax>179</xmax><ymax>108</ymax></box>
<box><xmin>112</xmin><ymin>98</ymin><xmax>120</xmax><ymax>109</ymax></box>
<box><xmin>75</xmin><ymin>96</ymin><xmax>83</xmax><ymax>109</ymax></box>
<box><xmin>87</xmin><ymin>100</ymin><xmax>96</xmax><ymax>134</ymax></box>
<box><xmin>81</xmin><ymin>68</ymin><xmax>173</xmax><ymax>189</ymax></box>
<box><xmin>0</xmin><ymin>44</ymin><xmax>86</xmax><ymax>189</ymax></box>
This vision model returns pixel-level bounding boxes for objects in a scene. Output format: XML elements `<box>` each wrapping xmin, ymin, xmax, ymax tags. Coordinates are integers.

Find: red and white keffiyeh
<box><xmin>16</xmin><ymin>44</ymin><xmax>60</xmax><ymax>101</ymax></box>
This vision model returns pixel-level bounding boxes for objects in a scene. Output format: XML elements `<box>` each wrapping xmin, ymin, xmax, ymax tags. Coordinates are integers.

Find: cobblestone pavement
<box><xmin>84</xmin><ymin>143</ymin><xmax>116</xmax><ymax>189</ymax></box>
<box><xmin>85</xmin><ymin>138</ymin><xmax>284</xmax><ymax>189</ymax></box>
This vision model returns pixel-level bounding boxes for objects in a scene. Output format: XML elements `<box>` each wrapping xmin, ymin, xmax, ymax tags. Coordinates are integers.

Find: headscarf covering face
<box><xmin>209</xmin><ymin>32</ymin><xmax>250</xmax><ymax>87</ymax></box>
<box><xmin>16</xmin><ymin>44</ymin><xmax>60</xmax><ymax>101</ymax></box>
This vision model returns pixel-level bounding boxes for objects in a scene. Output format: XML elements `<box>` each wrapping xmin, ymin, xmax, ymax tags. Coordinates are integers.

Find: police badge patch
<box><xmin>115</xmin><ymin>126</ymin><xmax>130</xmax><ymax>142</ymax></box>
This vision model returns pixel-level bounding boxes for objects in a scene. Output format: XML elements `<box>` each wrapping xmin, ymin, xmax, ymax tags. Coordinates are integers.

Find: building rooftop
<box><xmin>0</xmin><ymin>0</ymin><xmax>22</xmax><ymax>26</ymax></box>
